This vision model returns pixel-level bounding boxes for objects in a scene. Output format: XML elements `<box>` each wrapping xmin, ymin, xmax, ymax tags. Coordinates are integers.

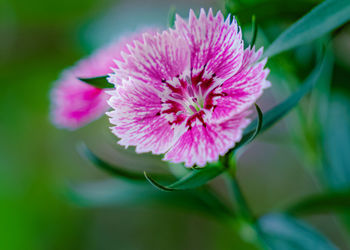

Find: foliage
<box><xmin>2</xmin><ymin>0</ymin><xmax>350</xmax><ymax>249</ymax></box>
<box><xmin>72</xmin><ymin>1</ymin><xmax>350</xmax><ymax>249</ymax></box>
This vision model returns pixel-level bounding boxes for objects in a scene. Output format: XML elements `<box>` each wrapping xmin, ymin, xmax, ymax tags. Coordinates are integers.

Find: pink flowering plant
<box><xmin>51</xmin><ymin>29</ymin><xmax>157</xmax><ymax>129</ymax></box>
<box><xmin>51</xmin><ymin>2</ymin><xmax>350</xmax><ymax>249</ymax></box>
<box><xmin>107</xmin><ymin>10</ymin><xmax>269</xmax><ymax>167</ymax></box>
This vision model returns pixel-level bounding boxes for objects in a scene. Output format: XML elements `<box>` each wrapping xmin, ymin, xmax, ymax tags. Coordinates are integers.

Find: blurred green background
<box><xmin>1</xmin><ymin>0</ymin><xmax>350</xmax><ymax>249</ymax></box>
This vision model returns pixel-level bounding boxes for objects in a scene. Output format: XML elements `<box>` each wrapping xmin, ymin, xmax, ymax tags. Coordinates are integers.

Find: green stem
<box><xmin>228</xmin><ymin>170</ymin><xmax>254</xmax><ymax>222</ymax></box>
<box><xmin>197</xmin><ymin>185</ymin><xmax>236</xmax><ymax>218</ymax></box>
<box><xmin>224</xmin><ymin>158</ymin><xmax>268</xmax><ymax>250</ymax></box>
<box><xmin>225</xmin><ymin>159</ymin><xmax>254</xmax><ymax>221</ymax></box>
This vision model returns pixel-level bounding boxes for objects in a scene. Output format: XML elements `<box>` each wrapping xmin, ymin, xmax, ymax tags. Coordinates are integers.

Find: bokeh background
<box><xmin>1</xmin><ymin>0</ymin><xmax>350</xmax><ymax>249</ymax></box>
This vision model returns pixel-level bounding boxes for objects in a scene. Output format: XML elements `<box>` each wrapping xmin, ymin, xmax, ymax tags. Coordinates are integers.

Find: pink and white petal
<box><xmin>51</xmin><ymin>28</ymin><xmax>158</xmax><ymax>130</ymax></box>
<box><xmin>108</xmin><ymin>78</ymin><xmax>180</xmax><ymax>154</ymax></box>
<box><xmin>73</xmin><ymin>28</ymin><xmax>158</xmax><ymax>79</ymax></box>
<box><xmin>239</xmin><ymin>46</ymin><xmax>264</xmax><ymax>72</ymax></box>
<box><xmin>175</xmin><ymin>8</ymin><xmax>244</xmax><ymax>80</ymax></box>
<box><xmin>210</xmin><ymin>47</ymin><xmax>270</xmax><ymax>122</ymax></box>
<box><xmin>109</xmin><ymin>30</ymin><xmax>191</xmax><ymax>89</ymax></box>
<box><xmin>164</xmin><ymin>111</ymin><xmax>251</xmax><ymax>167</ymax></box>
<box><xmin>50</xmin><ymin>73</ymin><xmax>109</xmax><ymax>130</ymax></box>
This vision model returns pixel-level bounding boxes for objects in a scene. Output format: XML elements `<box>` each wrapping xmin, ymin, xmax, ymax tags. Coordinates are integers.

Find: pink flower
<box><xmin>50</xmin><ymin>29</ymin><xmax>157</xmax><ymax>129</ymax></box>
<box><xmin>108</xmin><ymin>9</ymin><xmax>270</xmax><ymax>167</ymax></box>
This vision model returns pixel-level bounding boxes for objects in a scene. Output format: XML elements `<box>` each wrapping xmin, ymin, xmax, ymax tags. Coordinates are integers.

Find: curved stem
<box><xmin>223</xmin><ymin>156</ymin><xmax>254</xmax><ymax>221</ymax></box>
<box><xmin>227</xmin><ymin>168</ymin><xmax>254</xmax><ymax>222</ymax></box>
<box><xmin>224</xmin><ymin>158</ymin><xmax>268</xmax><ymax>250</ymax></box>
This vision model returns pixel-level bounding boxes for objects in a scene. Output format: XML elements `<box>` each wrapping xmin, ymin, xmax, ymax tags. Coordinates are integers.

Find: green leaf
<box><xmin>239</xmin><ymin>47</ymin><xmax>330</xmax><ymax>147</ymax></box>
<box><xmin>67</xmin><ymin>179</ymin><xmax>233</xmax><ymax>218</ymax></box>
<box><xmin>168</xmin><ymin>5</ymin><xmax>176</xmax><ymax>28</ymax></box>
<box><xmin>230</xmin><ymin>104</ymin><xmax>263</xmax><ymax>152</ymax></box>
<box><xmin>78</xmin><ymin>143</ymin><xmax>172</xmax><ymax>182</ymax></box>
<box><xmin>78</xmin><ymin>75</ymin><xmax>113</xmax><ymax>89</ymax></box>
<box><xmin>258</xmin><ymin>213</ymin><xmax>337</xmax><ymax>250</ymax></box>
<box><xmin>229</xmin><ymin>175</ymin><xmax>254</xmax><ymax>221</ymax></box>
<box><xmin>67</xmin><ymin>179</ymin><xmax>206</xmax><ymax>210</ymax></box>
<box><xmin>265</xmin><ymin>0</ymin><xmax>350</xmax><ymax>57</ymax></box>
<box><xmin>67</xmin><ymin>179</ymin><xmax>164</xmax><ymax>206</ymax></box>
<box><xmin>286</xmin><ymin>190</ymin><xmax>350</xmax><ymax>215</ymax></box>
<box><xmin>250</xmin><ymin>15</ymin><xmax>257</xmax><ymax>46</ymax></box>
<box><xmin>144</xmin><ymin>171</ymin><xmax>175</xmax><ymax>191</ymax></box>
<box><xmin>322</xmin><ymin>94</ymin><xmax>350</xmax><ymax>190</ymax></box>
<box><xmin>144</xmin><ymin>162</ymin><xmax>225</xmax><ymax>191</ymax></box>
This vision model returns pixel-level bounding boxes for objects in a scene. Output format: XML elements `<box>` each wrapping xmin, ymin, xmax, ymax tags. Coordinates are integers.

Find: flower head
<box><xmin>108</xmin><ymin>9</ymin><xmax>270</xmax><ymax>167</ymax></box>
<box><xmin>50</xmin><ymin>29</ymin><xmax>157</xmax><ymax>129</ymax></box>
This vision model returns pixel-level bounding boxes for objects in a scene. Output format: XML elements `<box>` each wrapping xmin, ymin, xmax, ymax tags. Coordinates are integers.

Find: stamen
<box><xmin>171</xmin><ymin>93</ymin><xmax>183</xmax><ymax>100</ymax></box>
<box><xmin>164</xmin><ymin>74</ymin><xmax>214</xmax><ymax>118</ymax></box>
<box><xmin>197</xmin><ymin>82</ymin><xmax>203</xmax><ymax>97</ymax></box>
<box><xmin>189</xmin><ymin>105</ymin><xmax>197</xmax><ymax>113</ymax></box>
<box><xmin>187</xmin><ymin>85</ymin><xmax>194</xmax><ymax>97</ymax></box>
<box><xmin>185</xmin><ymin>75</ymin><xmax>192</xmax><ymax>85</ymax></box>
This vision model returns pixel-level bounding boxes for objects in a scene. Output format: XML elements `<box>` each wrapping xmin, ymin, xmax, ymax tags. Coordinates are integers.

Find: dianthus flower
<box><xmin>50</xmin><ymin>29</ymin><xmax>156</xmax><ymax>129</ymax></box>
<box><xmin>108</xmin><ymin>9</ymin><xmax>270</xmax><ymax>166</ymax></box>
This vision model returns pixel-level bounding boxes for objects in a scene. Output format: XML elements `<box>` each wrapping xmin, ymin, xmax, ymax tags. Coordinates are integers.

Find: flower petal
<box><xmin>175</xmin><ymin>8</ymin><xmax>244</xmax><ymax>80</ymax></box>
<box><xmin>164</xmin><ymin>111</ymin><xmax>251</xmax><ymax>167</ymax></box>
<box><xmin>210</xmin><ymin>46</ymin><xmax>270</xmax><ymax>122</ymax></box>
<box><xmin>73</xmin><ymin>28</ymin><xmax>158</xmax><ymax>79</ymax></box>
<box><xmin>51</xmin><ymin>73</ymin><xmax>109</xmax><ymax>129</ymax></box>
<box><xmin>108</xmin><ymin>78</ymin><xmax>182</xmax><ymax>154</ymax></box>
<box><xmin>51</xmin><ymin>29</ymin><xmax>157</xmax><ymax>130</ymax></box>
<box><xmin>109</xmin><ymin>30</ymin><xmax>191</xmax><ymax>89</ymax></box>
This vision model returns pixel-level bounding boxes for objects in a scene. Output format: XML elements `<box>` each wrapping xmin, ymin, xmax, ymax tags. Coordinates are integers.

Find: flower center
<box><xmin>184</xmin><ymin>75</ymin><xmax>205</xmax><ymax>114</ymax></box>
<box><xmin>167</xmin><ymin>75</ymin><xmax>208</xmax><ymax>116</ymax></box>
<box><xmin>160</xmin><ymin>71</ymin><xmax>222</xmax><ymax>127</ymax></box>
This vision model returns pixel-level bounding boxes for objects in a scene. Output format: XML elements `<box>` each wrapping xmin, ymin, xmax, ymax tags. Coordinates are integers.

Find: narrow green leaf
<box><xmin>165</xmin><ymin>162</ymin><xmax>225</xmax><ymax>189</ymax></box>
<box><xmin>258</xmin><ymin>213</ymin><xmax>337</xmax><ymax>250</ymax></box>
<box><xmin>78</xmin><ymin>75</ymin><xmax>113</xmax><ymax>89</ymax></box>
<box><xmin>144</xmin><ymin>171</ymin><xmax>175</xmax><ymax>191</ymax></box>
<box><xmin>229</xmin><ymin>174</ymin><xmax>254</xmax><ymax>221</ymax></box>
<box><xmin>323</xmin><ymin>94</ymin><xmax>350</xmax><ymax>190</ymax></box>
<box><xmin>287</xmin><ymin>190</ymin><xmax>350</xmax><ymax>216</ymax></box>
<box><xmin>168</xmin><ymin>6</ymin><xmax>176</xmax><ymax>28</ymax></box>
<box><xmin>144</xmin><ymin>162</ymin><xmax>225</xmax><ymax>191</ymax></box>
<box><xmin>67</xmin><ymin>179</ymin><xmax>162</xmax><ymax>206</ymax></box>
<box><xmin>230</xmin><ymin>104</ymin><xmax>263</xmax><ymax>152</ymax></box>
<box><xmin>78</xmin><ymin>143</ymin><xmax>172</xmax><ymax>181</ymax></box>
<box><xmin>67</xmin><ymin>179</ymin><xmax>234</xmax><ymax>218</ymax></box>
<box><xmin>250</xmin><ymin>15</ymin><xmax>257</xmax><ymax>46</ymax></box>
<box><xmin>249</xmin><ymin>104</ymin><xmax>263</xmax><ymax>142</ymax></box>
<box><xmin>67</xmin><ymin>179</ymin><xmax>211</xmax><ymax>212</ymax></box>
<box><xmin>240</xmin><ymin>47</ymin><xmax>330</xmax><ymax>146</ymax></box>
<box><xmin>265</xmin><ymin>0</ymin><xmax>350</xmax><ymax>57</ymax></box>
<box><xmin>142</xmin><ymin>174</ymin><xmax>235</xmax><ymax>217</ymax></box>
